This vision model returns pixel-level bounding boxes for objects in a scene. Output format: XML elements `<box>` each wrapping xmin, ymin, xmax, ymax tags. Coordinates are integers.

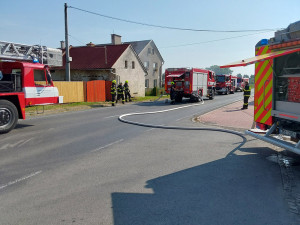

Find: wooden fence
<box><xmin>36</xmin><ymin>81</ymin><xmax>113</xmax><ymax>103</ymax></box>
<box><xmin>53</xmin><ymin>81</ymin><xmax>85</xmax><ymax>103</ymax></box>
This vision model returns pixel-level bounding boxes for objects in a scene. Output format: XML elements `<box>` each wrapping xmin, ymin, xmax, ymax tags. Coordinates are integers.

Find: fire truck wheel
<box><xmin>0</xmin><ymin>100</ymin><xmax>19</xmax><ymax>134</ymax></box>
<box><xmin>175</xmin><ymin>96</ymin><xmax>182</xmax><ymax>102</ymax></box>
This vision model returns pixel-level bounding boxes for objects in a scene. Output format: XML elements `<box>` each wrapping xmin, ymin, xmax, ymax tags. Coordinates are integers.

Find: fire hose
<box><xmin>118</xmin><ymin>101</ymin><xmax>247</xmax><ymax>154</ymax></box>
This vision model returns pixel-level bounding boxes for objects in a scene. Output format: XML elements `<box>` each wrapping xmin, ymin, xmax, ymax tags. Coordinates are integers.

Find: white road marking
<box><xmin>0</xmin><ymin>138</ymin><xmax>34</xmax><ymax>150</ymax></box>
<box><xmin>91</xmin><ymin>139</ymin><xmax>124</xmax><ymax>152</ymax></box>
<box><xmin>0</xmin><ymin>171</ymin><xmax>42</xmax><ymax>191</ymax></box>
<box><xmin>104</xmin><ymin>115</ymin><xmax>120</xmax><ymax>119</ymax></box>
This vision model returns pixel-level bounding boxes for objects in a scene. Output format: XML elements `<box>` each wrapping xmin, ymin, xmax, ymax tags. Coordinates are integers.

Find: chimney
<box><xmin>111</xmin><ymin>34</ymin><xmax>122</xmax><ymax>45</ymax></box>
<box><xmin>60</xmin><ymin>41</ymin><xmax>65</xmax><ymax>49</ymax></box>
<box><xmin>86</xmin><ymin>42</ymin><xmax>95</xmax><ymax>47</ymax></box>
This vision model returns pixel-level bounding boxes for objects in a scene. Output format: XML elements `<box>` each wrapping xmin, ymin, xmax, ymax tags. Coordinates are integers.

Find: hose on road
<box><xmin>118</xmin><ymin>101</ymin><xmax>245</xmax><ymax>139</ymax></box>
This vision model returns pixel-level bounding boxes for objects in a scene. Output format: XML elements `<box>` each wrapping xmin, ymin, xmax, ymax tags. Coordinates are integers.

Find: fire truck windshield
<box><xmin>216</xmin><ymin>76</ymin><xmax>225</xmax><ymax>82</ymax></box>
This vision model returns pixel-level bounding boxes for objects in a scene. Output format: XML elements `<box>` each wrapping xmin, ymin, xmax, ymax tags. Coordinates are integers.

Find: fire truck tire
<box><xmin>0</xmin><ymin>100</ymin><xmax>19</xmax><ymax>134</ymax></box>
<box><xmin>175</xmin><ymin>96</ymin><xmax>182</xmax><ymax>102</ymax></box>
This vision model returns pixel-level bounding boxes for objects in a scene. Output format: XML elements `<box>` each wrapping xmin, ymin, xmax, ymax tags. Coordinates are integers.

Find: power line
<box><xmin>68</xmin><ymin>34</ymin><xmax>86</xmax><ymax>45</ymax></box>
<box><xmin>161</xmin><ymin>31</ymin><xmax>273</xmax><ymax>48</ymax></box>
<box><xmin>68</xmin><ymin>5</ymin><xmax>281</xmax><ymax>33</ymax></box>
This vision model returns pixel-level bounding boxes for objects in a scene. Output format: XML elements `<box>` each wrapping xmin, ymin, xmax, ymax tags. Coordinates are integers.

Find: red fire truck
<box><xmin>221</xmin><ymin>20</ymin><xmax>300</xmax><ymax>154</ymax></box>
<box><xmin>216</xmin><ymin>74</ymin><xmax>235</xmax><ymax>94</ymax></box>
<box><xmin>0</xmin><ymin>41</ymin><xmax>62</xmax><ymax>133</ymax></box>
<box><xmin>165</xmin><ymin>68</ymin><xmax>216</xmax><ymax>102</ymax></box>
<box><xmin>231</xmin><ymin>76</ymin><xmax>238</xmax><ymax>92</ymax></box>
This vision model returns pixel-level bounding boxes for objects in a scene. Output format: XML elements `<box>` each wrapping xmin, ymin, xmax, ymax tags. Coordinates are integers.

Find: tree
<box><xmin>249</xmin><ymin>75</ymin><xmax>255</xmax><ymax>85</ymax></box>
<box><xmin>236</xmin><ymin>73</ymin><xmax>242</xmax><ymax>78</ymax></box>
<box><xmin>243</xmin><ymin>75</ymin><xmax>249</xmax><ymax>78</ymax></box>
<box><xmin>205</xmin><ymin>65</ymin><xmax>233</xmax><ymax>75</ymax></box>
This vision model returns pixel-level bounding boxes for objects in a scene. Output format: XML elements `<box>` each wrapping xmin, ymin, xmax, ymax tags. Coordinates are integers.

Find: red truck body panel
<box><xmin>0</xmin><ymin>61</ymin><xmax>59</xmax><ymax>121</ymax></box>
<box><xmin>165</xmin><ymin>68</ymin><xmax>215</xmax><ymax>98</ymax></box>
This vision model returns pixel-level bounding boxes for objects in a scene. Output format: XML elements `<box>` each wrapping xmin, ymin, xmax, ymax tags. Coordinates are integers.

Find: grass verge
<box><xmin>25</xmin><ymin>95</ymin><xmax>169</xmax><ymax>116</ymax></box>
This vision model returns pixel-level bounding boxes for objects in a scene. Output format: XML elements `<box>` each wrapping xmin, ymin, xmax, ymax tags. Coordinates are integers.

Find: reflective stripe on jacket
<box><xmin>243</xmin><ymin>85</ymin><xmax>251</xmax><ymax>97</ymax></box>
<box><xmin>124</xmin><ymin>83</ymin><xmax>130</xmax><ymax>93</ymax></box>
<box><xmin>111</xmin><ymin>84</ymin><xmax>116</xmax><ymax>94</ymax></box>
<box><xmin>117</xmin><ymin>85</ymin><xmax>124</xmax><ymax>94</ymax></box>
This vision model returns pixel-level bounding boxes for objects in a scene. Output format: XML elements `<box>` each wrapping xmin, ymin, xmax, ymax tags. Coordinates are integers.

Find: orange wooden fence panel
<box><xmin>105</xmin><ymin>81</ymin><xmax>112</xmax><ymax>101</ymax></box>
<box><xmin>86</xmin><ymin>80</ymin><xmax>106</xmax><ymax>102</ymax></box>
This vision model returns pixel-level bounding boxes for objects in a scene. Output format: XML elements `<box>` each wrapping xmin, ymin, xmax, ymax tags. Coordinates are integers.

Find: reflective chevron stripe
<box><xmin>254</xmin><ymin>45</ymin><xmax>273</xmax><ymax>126</ymax></box>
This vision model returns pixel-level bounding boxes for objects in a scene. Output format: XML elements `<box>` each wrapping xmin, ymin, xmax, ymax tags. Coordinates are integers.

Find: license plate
<box><xmin>280</xmin><ymin>129</ymin><xmax>297</xmax><ymax>139</ymax></box>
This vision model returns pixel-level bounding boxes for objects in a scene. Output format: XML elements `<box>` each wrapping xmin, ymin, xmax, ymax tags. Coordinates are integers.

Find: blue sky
<box><xmin>1</xmin><ymin>0</ymin><xmax>299</xmax><ymax>76</ymax></box>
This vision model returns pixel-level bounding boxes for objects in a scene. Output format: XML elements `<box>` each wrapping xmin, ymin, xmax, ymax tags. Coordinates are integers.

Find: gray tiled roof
<box><xmin>124</xmin><ymin>40</ymin><xmax>151</xmax><ymax>55</ymax></box>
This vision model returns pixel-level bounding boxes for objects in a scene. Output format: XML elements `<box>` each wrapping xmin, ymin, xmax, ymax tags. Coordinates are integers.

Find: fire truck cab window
<box><xmin>185</xmin><ymin>81</ymin><xmax>189</xmax><ymax>88</ymax></box>
<box><xmin>216</xmin><ymin>76</ymin><xmax>225</xmax><ymax>82</ymax></box>
<box><xmin>34</xmin><ymin>69</ymin><xmax>46</xmax><ymax>84</ymax></box>
<box><xmin>185</xmin><ymin>72</ymin><xmax>190</xmax><ymax>78</ymax></box>
<box><xmin>176</xmin><ymin>81</ymin><xmax>182</xmax><ymax>87</ymax></box>
<box><xmin>46</xmin><ymin>70</ymin><xmax>53</xmax><ymax>85</ymax></box>
<box><xmin>225</xmin><ymin>76</ymin><xmax>230</xmax><ymax>81</ymax></box>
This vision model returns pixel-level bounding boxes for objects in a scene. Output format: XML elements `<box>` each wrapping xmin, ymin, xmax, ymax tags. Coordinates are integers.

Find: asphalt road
<box><xmin>0</xmin><ymin>92</ymin><xmax>299</xmax><ymax>224</ymax></box>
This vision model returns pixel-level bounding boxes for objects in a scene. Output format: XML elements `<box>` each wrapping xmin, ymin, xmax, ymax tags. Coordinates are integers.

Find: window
<box><xmin>152</xmin><ymin>49</ymin><xmax>155</xmax><ymax>55</ymax></box>
<box><xmin>153</xmin><ymin>62</ymin><xmax>158</xmax><ymax>71</ymax></box>
<box><xmin>145</xmin><ymin>79</ymin><xmax>149</xmax><ymax>88</ymax></box>
<box><xmin>144</xmin><ymin>61</ymin><xmax>149</xmax><ymax>70</ymax></box>
<box><xmin>34</xmin><ymin>69</ymin><xmax>46</xmax><ymax>85</ymax></box>
<box><xmin>153</xmin><ymin>79</ymin><xmax>157</xmax><ymax>87</ymax></box>
<box><xmin>125</xmin><ymin>60</ymin><xmax>128</xmax><ymax>69</ymax></box>
<box><xmin>132</xmin><ymin>61</ymin><xmax>135</xmax><ymax>69</ymax></box>
<box><xmin>147</xmin><ymin>48</ymin><xmax>151</xmax><ymax>54</ymax></box>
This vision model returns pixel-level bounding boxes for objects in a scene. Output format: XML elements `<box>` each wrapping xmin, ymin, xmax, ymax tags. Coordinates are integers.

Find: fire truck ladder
<box><xmin>0</xmin><ymin>41</ymin><xmax>62</xmax><ymax>66</ymax></box>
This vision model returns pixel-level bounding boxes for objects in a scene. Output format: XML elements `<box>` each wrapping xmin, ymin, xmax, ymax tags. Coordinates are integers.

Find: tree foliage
<box><xmin>205</xmin><ymin>65</ymin><xmax>233</xmax><ymax>75</ymax></box>
<box><xmin>236</xmin><ymin>73</ymin><xmax>242</xmax><ymax>78</ymax></box>
<box><xmin>243</xmin><ymin>75</ymin><xmax>249</xmax><ymax>78</ymax></box>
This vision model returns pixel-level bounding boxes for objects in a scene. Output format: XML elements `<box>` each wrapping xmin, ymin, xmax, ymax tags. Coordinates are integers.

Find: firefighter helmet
<box><xmin>125</xmin><ymin>80</ymin><xmax>128</xmax><ymax>83</ymax></box>
<box><xmin>171</xmin><ymin>82</ymin><xmax>174</xmax><ymax>85</ymax></box>
<box><xmin>112</xmin><ymin>80</ymin><xmax>116</xmax><ymax>84</ymax></box>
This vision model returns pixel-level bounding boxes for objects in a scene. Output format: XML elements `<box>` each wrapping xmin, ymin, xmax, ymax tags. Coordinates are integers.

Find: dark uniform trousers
<box><xmin>124</xmin><ymin>84</ymin><xmax>131</xmax><ymax>102</ymax></box>
<box><xmin>117</xmin><ymin>85</ymin><xmax>125</xmax><ymax>104</ymax></box>
<box><xmin>243</xmin><ymin>85</ymin><xmax>251</xmax><ymax>109</ymax></box>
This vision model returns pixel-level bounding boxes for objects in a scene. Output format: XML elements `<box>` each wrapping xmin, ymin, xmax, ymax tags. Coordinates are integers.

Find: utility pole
<box><xmin>64</xmin><ymin>3</ymin><xmax>71</xmax><ymax>81</ymax></box>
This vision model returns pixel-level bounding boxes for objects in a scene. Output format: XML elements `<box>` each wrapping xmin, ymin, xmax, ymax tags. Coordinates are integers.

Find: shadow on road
<box><xmin>111</xmin><ymin>146</ymin><xmax>293</xmax><ymax>225</ymax></box>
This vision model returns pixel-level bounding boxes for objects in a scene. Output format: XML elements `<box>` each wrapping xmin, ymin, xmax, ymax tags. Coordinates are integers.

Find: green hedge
<box><xmin>145</xmin><ymin>87</ymin><xmax>165</xmax><ymax>96</ymax></box>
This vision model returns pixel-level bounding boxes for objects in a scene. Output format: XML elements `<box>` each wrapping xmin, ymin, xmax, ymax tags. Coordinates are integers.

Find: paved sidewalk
<box><xmin>198</xmin><ymin>97</ymin><xmax>254</xmax><ymax>130</ymax></box>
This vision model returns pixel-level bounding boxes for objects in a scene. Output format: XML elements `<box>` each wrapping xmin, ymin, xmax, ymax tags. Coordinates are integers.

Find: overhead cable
<box><xmin>68</xmin><ymin>5</ymin><xmax>281</xmax><ymax>33</ymax></box>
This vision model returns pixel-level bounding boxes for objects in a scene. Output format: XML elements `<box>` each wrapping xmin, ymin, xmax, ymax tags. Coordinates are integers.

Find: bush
<box><xmin>145</xmin><ymin>87</ymin><xmax>165</xmax><ymax>96</ymax></box>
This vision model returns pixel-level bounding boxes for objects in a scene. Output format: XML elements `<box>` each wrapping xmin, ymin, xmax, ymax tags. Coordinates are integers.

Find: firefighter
<box><xmin>242</xmin><ymin>81</ymin><xmax>251</xmax><ymax>109</ymax></box>
<box><xmin>117</xmin><ymin>82</ymin><xmax>125</xmax><ymax>104</ymax></box>
<box><xmin>124</xmin><ymin>80</ymin><xmax>132</xmax><ymax>102</ymax></box>
<box><xmin>170</xmin><ymin>81</ymin><xmax>176</xmax><ymax>104</ymax></box>
<box><xmin>110</xmin><ymin>80</ymin><xmax>117</xmax><ymax>106</ymax></box>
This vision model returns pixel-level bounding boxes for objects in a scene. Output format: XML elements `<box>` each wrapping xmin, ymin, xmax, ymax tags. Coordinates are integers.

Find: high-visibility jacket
<box><xmin>117</xmin><ymin>84</ymin><xmax>124</xmax><ymax>94</ymax></box>
<box><xmin>243</xmin><ymin>85</ymin><xmax>251</xmax><ymax>97</ymax></box>
<box><xmin>124</xmin><ymin>83</ymin><xmax>130</xmax><ymax>93</ymax></box>
<box><xmin>111</xmin><ymin>83</ymin><xmax>116</xmax><ymax>94</ymax></box>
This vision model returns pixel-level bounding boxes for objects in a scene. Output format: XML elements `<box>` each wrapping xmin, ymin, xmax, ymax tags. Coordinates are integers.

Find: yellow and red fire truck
<box><xmin>221</xmin><ymin>20</ymin><xmax>300</xmax><ymax>154</ymax></box>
